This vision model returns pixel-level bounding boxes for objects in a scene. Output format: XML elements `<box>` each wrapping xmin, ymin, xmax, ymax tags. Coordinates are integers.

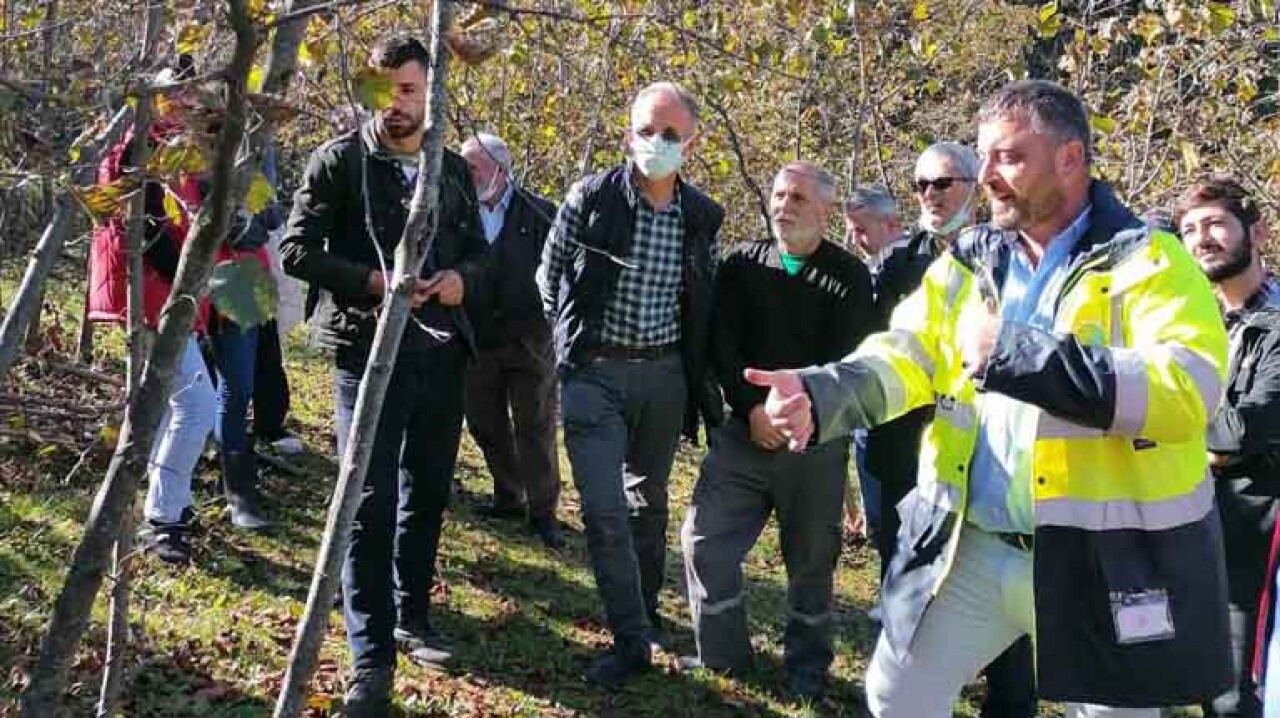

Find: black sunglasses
<box><xmin>914</xmin><ymin>177</ymin><xmax>973</xmax><ymax>193</ymax></box>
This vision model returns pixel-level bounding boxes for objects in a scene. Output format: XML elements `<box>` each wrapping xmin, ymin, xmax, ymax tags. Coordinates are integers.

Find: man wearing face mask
<box><xmin>679</xmin><ymin>162</ymin><xmax>874</xmax><ymax>699</ymax></box>
<box><xmin>460</xmin><ymin>132</ymin><xmax>563</xmax><ymax>549</ymax></box>
<box><xmin>538</xmin><ymin>81</ymin><xmax>725</xmax><ymax>689</ymax></box>
<box><xmin>866</xmin><ymin>143</ymin><xmax>1038</xmax><ymax>717</ymax></box>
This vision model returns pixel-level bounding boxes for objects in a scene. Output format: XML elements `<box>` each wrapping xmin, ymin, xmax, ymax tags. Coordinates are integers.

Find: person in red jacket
<box><xmin>87</xmin><ymin>64</ymin><xmax>214</xmax><ymax>564</ymax></box>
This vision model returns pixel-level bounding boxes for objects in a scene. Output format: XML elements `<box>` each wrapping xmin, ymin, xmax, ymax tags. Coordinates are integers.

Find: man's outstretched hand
<box><xmin>743</xmin><ymin>368</ymin><xmax>813</xmax><ymax>452</ymax></box>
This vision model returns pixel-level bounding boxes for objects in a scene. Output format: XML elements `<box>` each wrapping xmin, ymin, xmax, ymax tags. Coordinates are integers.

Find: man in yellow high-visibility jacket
<box><xmin>747</xmin><ymin>80</ymin><xmax>1232</xmax><ymax>716</ymax></box>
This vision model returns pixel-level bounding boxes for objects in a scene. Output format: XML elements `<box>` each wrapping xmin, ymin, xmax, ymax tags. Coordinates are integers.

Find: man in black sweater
<box><xmin>679</xmin><ymin>161</ymin><xmax>875</xmax><ymax>699</ymax></box>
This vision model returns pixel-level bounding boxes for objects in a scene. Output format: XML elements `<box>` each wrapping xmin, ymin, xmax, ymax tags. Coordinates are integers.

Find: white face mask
<box><xmin>920</xmin><ymin>185</ymin><xmax>975</xmax><ymax>236</ymax></box>
<box><xmin>477</xmin><ymin>169</ymin><xmax>505</xmax><ymax>204</ymax></box>
<box><xmin>630</xmin><ymin>133</ymin><xmax>686</xmax><ymax>180</ymax></box>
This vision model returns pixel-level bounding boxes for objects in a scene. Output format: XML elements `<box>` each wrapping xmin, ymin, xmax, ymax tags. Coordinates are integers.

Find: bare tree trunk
<box><xmin>17</xmin><ymin>3</ymin><xmax>259</xmax><ymax>714</ymax></box>
<box><xmin>0</xmin><ymin>201</ymin><xmax>73</xmax><ymax>381</ymax></box>
<box><xmin>272</xmin><ymin>3</ymin><xmax>455</xmax><ymax>716</ymax></box>
<box><xmin>26</xmin><ymin>0</ymin><xmax>60</xmax><ymax>351</ymax></box>
<box><xmin>75</xmin><ymin>269</ymin><xmax>95</xmax><ymax>363</ymax></box>
<box><xmin>94</xmin><ymin>45</ymin><xmax>156</xmax><ymax>717</ymax></box>
<box><xmin>0</xmin><ymin>105</ymin><xmax>133</xmax><ymax>385</ymax></box>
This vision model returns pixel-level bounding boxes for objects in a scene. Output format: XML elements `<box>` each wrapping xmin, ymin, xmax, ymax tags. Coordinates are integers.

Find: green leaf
<box><xmin>209</xmin><ymin>257</ymin><xmax>278</xmax><ymax>329</ymax></box>
<box><xmin>354</xmin><ymin>67</ymin><xmax>393</xmax><ymax>111</ymax></box>
<box><xmin>1208</xmin><ymin>2</ymin><xmax>1236</xmax><ymax>33</ymax></box>
<box><xmin>245</xmin><ymin>172</ymin><xmax>274</xmax><ymax>214</ymax></box>
<box><xmin>1266</xmin><ymin>27</ymin><xmax>1280</xmax><ymax>42</ymax></box>
<box><xmin>1038</xmin><ymin>1</ymin><xmax>1059</xmax><ymax>24</ymax></box>
<box><xmin>1089</xmin><ymin>113</ymin><xmax>1117</xmax><ymax>134</ymax></box>
<box><xmin>1038</xmin><ymin>12</ymin><xmax>1064</xmax><ymax>38</ymax></box>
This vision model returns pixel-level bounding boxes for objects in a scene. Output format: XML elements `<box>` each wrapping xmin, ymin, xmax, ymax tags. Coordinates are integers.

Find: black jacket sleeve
<box><xmin>828</xmin><ymin>257</ymin><xmax>876</xmax><ymax>361</ymax></box>
<box><xmin>279</xmin><ymin>143</ymin><xmax>372</xmax><ymax>299</ymax></box>
<box><xmin>711</xmin><ymin>254</ymin><xmax>765</xmax><ymax>420</ymax></box>
<box><xmin>978</xmin><ymin>320</ymin><xmax>1117</xmax><ymax>429</ymax></box>
<box><xmin>1208</xmin><ymin>335</ymin><xmax>1280</xmax><ymax>469</ymax></box>
<box><xmin>140</xmin><ymin>180</ymin><xmax>181</xmax><ymax>281</ymax></box>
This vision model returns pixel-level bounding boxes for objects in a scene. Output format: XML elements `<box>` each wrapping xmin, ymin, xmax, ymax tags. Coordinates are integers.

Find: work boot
<box><xmin>395</xmin><ymin>621</ymin><xmax>453</xmax><ymax>668</ymax></box>
<box><xmin>138</xmin><ymin>506</ymin><xmax>195</xmax><ymax>564</ymax></box>
<box><xmin>530</xmin><ymin>515</ymin><xmax>564</xmax><ymax>550</ymax></box>
<box><xmin>221</xmin><ymin>450</ymin><xmax>270</xmax><ymax>530</ymax></box>
<box><xmin>585</xmin><ymin>640</ymin><xmax>651</xmax><ymax>690</ymax></box>
<box><xmin>343</xmin><ymin>665</ymin><xmax>393</xmax><ymax>718</ymax></box>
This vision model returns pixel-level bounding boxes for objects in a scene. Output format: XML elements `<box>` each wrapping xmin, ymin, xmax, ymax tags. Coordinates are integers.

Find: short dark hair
<box><xmin>976</xmin><ymin>80</ymin><xmax>1092</xmax><ymax>164</ymax></box>
<box><xmin>370</xmin><ymin>35</ymin><xmax>431</xmax><ymax>71</ymax></box>
<box><xmin>1173</xmin><ymin>174</ymin><xmax>1261</xmax><ymax>231</ymax></box>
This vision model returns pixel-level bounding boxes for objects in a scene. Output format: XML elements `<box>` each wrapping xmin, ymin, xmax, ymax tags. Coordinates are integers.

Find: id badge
<box><xmin>1110</xmin><ymin>589</ymin><xmax>1175</xmax><ymax>645</ymax></box>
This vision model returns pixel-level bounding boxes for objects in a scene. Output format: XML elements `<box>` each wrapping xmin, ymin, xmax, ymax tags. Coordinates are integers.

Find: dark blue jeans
<box><xmin>334</xmin><ymin>341</ymin><xmax>467</xmax><ymax>670</ymax></box>
<box><xmin>210</xmin><ymin>317</ymin><xmax>259</xmax><ymax>454</ymax></box>
<box><xmin>251</xmin><ymin>319</ymin><xmax>291</xmax><ymax>441</ymax></box>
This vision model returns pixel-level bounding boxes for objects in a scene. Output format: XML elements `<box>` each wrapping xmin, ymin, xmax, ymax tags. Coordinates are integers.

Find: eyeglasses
<box><xmin>914</xmin><ymin>177</ymin><xmax>973</xmax><ymax>193</ymax></box>
<box><xmin>633</xmin><ymin>126</ymin><xmax>688</xmax><ymax>143</ymax></box>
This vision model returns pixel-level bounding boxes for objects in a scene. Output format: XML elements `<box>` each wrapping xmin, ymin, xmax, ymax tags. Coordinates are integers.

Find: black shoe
<box><xmin>221</xmin><ymin>450</ymin><xmax>270</xmax><ymax>530</ymax></box>
<box><xmin>475</xmin><ymin>501</ymin><xmax>526</xmax><ymax>521</ymax></box>
<box><xmin>585</xmin><ymin>644</ymin><xmax>650</xmax><ymax>690</ymax></box>
<box><xmin>785</xmin><ymin>670</ymin><xmax>828</xmax><ymax>702</ymax></box>
<box><xmin>138</xmin><ymin>510</ymin><xmax>194</xmax><ymax>564</ymax></box>
<box><xmin>530</xmin><ymin>515</ymin><xmax>564</xmax><ymax>549</ymax></box>
<box><xmin>343</xmin><ymin>665</ymin><xmax>393</xmax><ymax>718</ymax></box>
<box><xmin>395</xmin><ymin>623</ymin><xmax>453</xmax><ymax>667</ymax></box>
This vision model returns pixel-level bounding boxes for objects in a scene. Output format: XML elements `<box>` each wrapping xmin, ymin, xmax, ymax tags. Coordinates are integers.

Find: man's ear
<box><xmin>1251</xmin><ymin>217</ymin><xmax>1271</xmax><ymax>253</ymax></box>
<box><xmin>1058</xmin><ymin>138</ymin><xmax>1086</xmax><ymax>176</ymax></box>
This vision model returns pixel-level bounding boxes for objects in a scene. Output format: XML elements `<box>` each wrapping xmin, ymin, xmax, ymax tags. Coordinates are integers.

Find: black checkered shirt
<box><xmin>540</xmin><ymin>173</ymin><xmax>710</xmax><ymax>348</ymax></box>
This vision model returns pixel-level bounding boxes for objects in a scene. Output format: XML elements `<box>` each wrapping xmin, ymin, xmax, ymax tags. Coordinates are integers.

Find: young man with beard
<box><xmin>1176</xmin><ymin>176</ymin><xmax>1280</xmax><ymax>718</ymax></box>
<box><xmin>280</xmin><ymin>35</ymin><xmax>489</xmax><ymax>715</ymax></box>
<box><xmin>746</xmin><ymin>80</ymin><xmax>1231</xmax><ymax>716</ymax></box>
<box><xmin>679</xmin><ymin>162</ymin><xmax>874</xmax><ymax>699</ymax></box>
<box><xmin>538</xmin><ymin>81</ymin><xmax>725</xmax><ymax>689</ymax></box>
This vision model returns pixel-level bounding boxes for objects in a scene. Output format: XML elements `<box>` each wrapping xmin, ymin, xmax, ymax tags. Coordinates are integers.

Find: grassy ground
<box><xmin>0</xmin><ymin>270</ymin><xmax>1093</xmax><ymax>717</ymax></box>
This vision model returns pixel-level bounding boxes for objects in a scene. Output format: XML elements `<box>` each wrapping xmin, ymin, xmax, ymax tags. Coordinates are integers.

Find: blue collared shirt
<box><xmin>967</xmin><ymin>206</ymin><xmax>1093</xmax><ymax>535</ymax></box>
<box><xmin>478</xmin><ymin>181</ymin><xmax>515</xmax><ymax>244</ymax></box>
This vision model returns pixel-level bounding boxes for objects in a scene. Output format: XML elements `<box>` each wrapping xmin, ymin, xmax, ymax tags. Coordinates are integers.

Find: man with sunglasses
<box><xmin>868</xmin><ymin>142</ymin><xmax>1037</xmax><ymax>718</ymax></box>
<box><xmin>538</xmin><ymin>81</ymin><xmax>725</xmax><ymax>689</ymax></box>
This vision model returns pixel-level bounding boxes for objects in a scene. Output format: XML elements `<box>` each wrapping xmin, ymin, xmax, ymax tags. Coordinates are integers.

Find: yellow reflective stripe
<box><xmin>882</xmin><ymin>328</ymin><xmax>936</xmax><ymax>377</ymax></box>
<box><xmin>1166</xmin><ymin>345</ymin><xmax>1225</xmax><ymax>416</ymax></box>
<box><xmin>935</xmin><ymin>394</ymin><xmax>976</xmax><ymax>430</ymax></box>
<box><xmin>699</xmin><ymin>591</ymin><xmax>746</xmax><ymax>616</ymax></box>
<box><xmin>1037</xmin><ymin>412</ymin><xmax>1103</xmax><ymax>440</ymax></box>
<box><xmin>1034</xmin><ymin>473</ymin><xmax>1214</xmax><ymax>531</ymax></box>
<box><xmin>1111</xmin><ymin>348</ymin><xmax>1149</xmax><ymax>435</ymax></box>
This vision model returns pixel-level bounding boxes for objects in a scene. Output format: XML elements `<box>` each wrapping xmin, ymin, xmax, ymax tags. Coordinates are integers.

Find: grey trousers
<box><xmin>560</xmin><ymin>354</ymin><xmax>686</xmax><ymax>649</ymax></box>
<box><xmin>681</xmin><ymin>420</ymin><xmax>849</xmax><ymax>676</ymax></box>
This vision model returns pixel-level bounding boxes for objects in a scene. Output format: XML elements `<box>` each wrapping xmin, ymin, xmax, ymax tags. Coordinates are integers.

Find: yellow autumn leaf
<box><xmin>911</xmin><ymin>1</ymin><xmax>930</xmax><ymax>21</ymax></box>
<box><xmin>162</xmin><ymin>191</ymin><xmax>184</xmax><ymax>226</ymax></box>
<box><xmin>1089</xmin><ymin>113</ymin><xmax>1117</xmax><ymax>134</ymax></box>
<box><xmin>1207</xmin><ymin>2</ymin><xmax>1236</xmax><ymax>34</ymax></box>
<box><xmin>245</xmin><ymin>172</ymin><xmax>274</xmax><ymax>215</ymax></box>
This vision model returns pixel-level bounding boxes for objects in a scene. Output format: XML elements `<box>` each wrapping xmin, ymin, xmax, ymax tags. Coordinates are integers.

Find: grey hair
<box><xmin>917</xmin><ymin>141</ymin><xmax>980</xmax><ymax>181</ymax></box>
<box><xmin>844</xmin><ymin>184</ymin><xmax>898</xmax><ymax>218</ymax></box>
<box><xmin>632</xmin><ymin>81</ymin><xmax>700</xmax><ymax>126</ymax></box>
<box><xmin>976</xmin><ymin>80</ymin><xmax>1092</xmax><ymax>164</ymax></box>
<box><xmin>778</xmin><ymin>161</ymin><xmax>838</xmax><ymax>203</ymax></box>
<box><xmin>460</xmin><ymin>131</ymin><xmax>513</xmax><ymax>175</ymax></box>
